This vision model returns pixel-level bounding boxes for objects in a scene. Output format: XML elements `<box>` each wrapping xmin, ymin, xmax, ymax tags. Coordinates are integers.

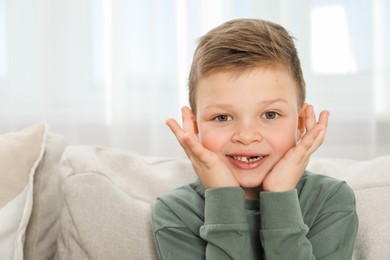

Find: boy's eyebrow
<box><xmin>204</xmin><ymin>98</ymin><xmax>288</xmax><ymax>109</ymax></box>
<box><xmin>203</xmin><ymin>103</ymin><xmax>234</xmax><ymax>110</ymax></box>
<box><xmin>260</xmin><ymin>98</ymin><xmax>288</xmax><ymax>105</ymax></box>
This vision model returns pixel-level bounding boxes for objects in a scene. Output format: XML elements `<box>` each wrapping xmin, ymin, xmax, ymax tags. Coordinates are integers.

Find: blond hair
<box><xmin>188</xmin><ymin>18</ymin><xmax>306</xmax><ymax>113</ymax></box>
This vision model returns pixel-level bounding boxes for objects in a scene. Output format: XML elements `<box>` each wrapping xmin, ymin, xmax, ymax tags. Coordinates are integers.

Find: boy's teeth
<box><xmin>233</xmin><ymin>156</ymin><xmax>262</xmax><ymax>163</ymax></box>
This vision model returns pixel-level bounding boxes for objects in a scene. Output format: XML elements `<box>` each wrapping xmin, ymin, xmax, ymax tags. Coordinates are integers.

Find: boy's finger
<box><xmin>166</xmin><ymin>118</ymin><xmax>191</xmax><ymax>150</ymax></box>
<box><xmin>182</xmin><ymin>133</ymin><xmax>204</xmax><ymax>158</ymax></box>
<box><xmin>300</xmin><ymin>126</ymin><xmax>327</xmax><ymax>157</ymax></box>
<box><xmin>181</xmin><ymin>106</ymin><xmax>198</xmax><ymax>134</ymax></box>
<box><xmin>166</xmin><ymin>118</ymin><xmax>205</xmax><ymax>160</ymax></box>
<box><xmin>305</xmin><ymin>105</ymin><xmax>317</xmax><ymax>131</ymax></box>
<box><xmin>296</xmin><ymin>111</ymin><xmax>328</xmax><ymax>158</ymax></box>
<box><xmin>301</xmin><ymin>108</ymin><xmax>329</xmax><ymax>148</ymax></box>
<box><xmin>307</xmin><ymin>111</ymin><xmax>329</xmax><ymax>150</ymax></box>
<box><xmin>179</xmin><ymin>133</ymin><xmax>217</xmax><ymax>172</ymax></box>
<box><xmin>317</xmin><ymin>110</ymin><xmax>330</xmax><ymax>128</ymax></box>
<box><xmin>166</xmin><ymin>118</ymin><xmax>182</xmax><ymax>136</ymax></box>
<box><xmin>306</xmin><ymin>111</ymin><xmax>329</xmax><ymax>153</ymax></box>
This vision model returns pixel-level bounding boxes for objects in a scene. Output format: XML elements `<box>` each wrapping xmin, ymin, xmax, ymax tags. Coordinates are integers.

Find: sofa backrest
<box><xmin>56</xmin><ymin>145</ymin><xmax>390</xmax><ymax>260</ymax></box>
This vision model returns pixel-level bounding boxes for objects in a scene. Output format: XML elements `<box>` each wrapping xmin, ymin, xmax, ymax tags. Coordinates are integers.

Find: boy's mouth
<box><xmin>226</xmin><ymin>153</ymin><xmax>268</xmax><ymax>169</ymax></box>
<box><xmin>231</xmin><ymin>155</ymin><xmax>263</xmax><ymax>163</ymax></box>
<box><xmin>226</xmin><ymin>152</ymin><xmax>268</xmax><ymax>170</ymax></box>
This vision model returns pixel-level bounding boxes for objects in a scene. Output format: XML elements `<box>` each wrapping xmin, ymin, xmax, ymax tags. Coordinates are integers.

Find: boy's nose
<box><xmin>231</xmin><ymin>124</ymin><xmax>262</xmax><ymax>145</ymax></box>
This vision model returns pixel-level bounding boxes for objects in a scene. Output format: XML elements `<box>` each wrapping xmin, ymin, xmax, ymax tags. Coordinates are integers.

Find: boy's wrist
<box><xmin>260</xmin><ymin>190</ymin><xmax>304</xmax><ymax>229</ymax></box>
<box><xmin>204</xmin><ymin>187</ymin><xmax>246</xmax><ymax>225</ymax></box>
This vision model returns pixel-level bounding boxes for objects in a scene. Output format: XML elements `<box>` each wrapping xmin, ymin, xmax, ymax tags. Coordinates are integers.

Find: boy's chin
<box><xmin>236</xmin><ymin>175</ymin><xmax>265</xmax><ymax>191</ymax></box>
<box><xmin>241</xmin><ymin>185</ymin><xmax>263</xmax><ymax>199</ymax></box>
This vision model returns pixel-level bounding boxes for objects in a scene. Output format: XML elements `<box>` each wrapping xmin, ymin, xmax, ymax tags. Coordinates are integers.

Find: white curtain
<box><xmin>0</xmin><ymin>0</ymin><xmax>389</xmax><ymax>159</ymax></box>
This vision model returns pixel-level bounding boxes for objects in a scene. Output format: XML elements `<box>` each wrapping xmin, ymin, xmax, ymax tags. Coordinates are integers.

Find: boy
<box><xmin>152</xmin><ymin>19</ymin><xmax>358</xmax><ymax>259</ymax></box>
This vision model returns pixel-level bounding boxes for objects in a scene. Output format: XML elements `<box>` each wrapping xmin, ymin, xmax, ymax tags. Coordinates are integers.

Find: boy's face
<box><xmin>195</xmin><ymin>65</ymin><xmax>304</xmax><ymax>198</ymax></box>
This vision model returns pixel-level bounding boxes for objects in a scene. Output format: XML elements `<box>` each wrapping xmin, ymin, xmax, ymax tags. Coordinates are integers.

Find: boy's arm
<box><xmin>201</xmin><ymin>187</ymin><xmax>254</xmax><ymax>259</ymax></box>
<box><xmin>259</xmin><ymin>182</ymin><xmax>358</xmax><ymax>259</ymax></box>
<box><xmin>152</xmin><ymin>187</ymin><xmax>254</xmax><ymax>260</ymax></box>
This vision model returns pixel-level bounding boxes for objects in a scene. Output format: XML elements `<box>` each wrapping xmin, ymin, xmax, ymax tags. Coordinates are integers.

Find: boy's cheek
<box><xmin>198</xmin><ymin>135</ymin><xmax>215</xmax><ymax>151</ymax></box>
<box><xmin>198</xmin><ymin>130</ymin><xmax>222</xmax><ymax>152</ymax></box>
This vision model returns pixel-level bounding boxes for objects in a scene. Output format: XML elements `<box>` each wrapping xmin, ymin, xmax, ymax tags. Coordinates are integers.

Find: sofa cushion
<box><xmin>57</xmin><ymin>145</ymin><xmax>390</xmax><ymax>260</ymax></box>
<box><xmin>57</xmin><ymin>146</ymin><xmax>195</xmax><ymax>260</ymax></box>
<box><xmin>0</xmin><ymin>124</ymin><xmax>48</xmax><ymax>260</ymax></box>
<box><xmin>308</xmin><ymin>156</ymin><xmax>390</xmax><ymax>260</ymax></box>
<box><xmin>23</xmin><ymin>132</ymin><xmax>66</xmax><ymax>260</ymax></box>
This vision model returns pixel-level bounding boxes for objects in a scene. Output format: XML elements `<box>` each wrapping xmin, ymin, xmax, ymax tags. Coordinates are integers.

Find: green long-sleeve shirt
<box><xmin>152</xmin><ymin>171</ymin><xmax>358</xmax><ymax>259</ymax></box>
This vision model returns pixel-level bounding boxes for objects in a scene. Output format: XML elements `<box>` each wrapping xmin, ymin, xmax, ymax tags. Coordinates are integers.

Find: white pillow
<box><xmin>308</xmin><ymin>156</ymin><xmax>390</xmax><ymax>260</ymax></box>
<box><xmin>0</xmin><ymin>124</ymin><xmax>48</xmax><ymax>260</ymax></box>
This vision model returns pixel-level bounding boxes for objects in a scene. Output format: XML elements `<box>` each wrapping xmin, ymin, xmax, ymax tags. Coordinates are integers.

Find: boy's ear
<box><xmin>297</xmin><ymin>103</ymin><xmax>308</xmax><ymax>141</ymax></box>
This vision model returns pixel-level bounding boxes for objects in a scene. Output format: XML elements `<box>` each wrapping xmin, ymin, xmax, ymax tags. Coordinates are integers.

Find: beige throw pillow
<box><xmin>57</xmin><ymin>146</ymin><xmax>195</xmax><ymax>260</ymax></box>
<box><xmin>0</xmin><ymin>124</ymin><xmax>48</xmax><ymax>260</ymax></box>
<box><xmin>23</xmin><ymin>132</ymin><xmax>66</xmax><ymax>260</ymax></box>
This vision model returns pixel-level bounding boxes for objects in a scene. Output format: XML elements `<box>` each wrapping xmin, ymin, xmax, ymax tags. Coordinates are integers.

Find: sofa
<box><xmin>0</xmin><ymin>124</ymin><xmax>389</xmax><ymax>260</ymax></box>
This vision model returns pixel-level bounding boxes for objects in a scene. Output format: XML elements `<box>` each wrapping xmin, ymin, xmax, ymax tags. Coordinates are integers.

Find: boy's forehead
<box><xmin>200</xmin><ymin>64</ymin><xmax>294</xmax><ymax>86</ymax></box>
<box><xmin>195</xmin><ymin>64</ymin><xmax>300</xmax><ymax>107</ymax></box>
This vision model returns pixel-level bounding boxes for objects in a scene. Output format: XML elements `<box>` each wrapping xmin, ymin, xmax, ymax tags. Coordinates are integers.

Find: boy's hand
<box><xmin>166</xmin><ymin>106</ymin><xmax>239</xmax><ymax>189</ymax></box>
<box><xmin>261</xmin><ymin>105</ymin><xmax>329</xmax><ymax>192</ymax></box>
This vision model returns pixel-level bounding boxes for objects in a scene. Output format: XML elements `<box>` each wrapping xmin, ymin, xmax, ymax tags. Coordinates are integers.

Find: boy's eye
<box><xmin>262</xmin><ymin>111</ymin><xmax>279</xmax><ymax>119</ymax></box>
<box><xmin>214</xmin><ymin>115</ymin><xmax>232</xmax><ymax>121</ymax></box>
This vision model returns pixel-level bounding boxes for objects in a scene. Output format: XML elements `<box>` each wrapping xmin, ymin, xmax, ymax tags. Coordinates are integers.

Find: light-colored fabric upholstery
<box><xmin>308</xmin><ymin>156</ymin><xmax>390</xmax><ymax>259</ymax></box>
<box><xmin>56</xmin><ymin>146</ymin><xmax>195</xmax><ymax>260</ymax></box>
<box><xmin>23</xmin><ymin>132</ymin><xmax>66</xmax><ymax>260</ymax></box>
<box><xmin>0</xmin><ymin>124</ymin><xmax>48</xmax><ymax>260</ymax></box>
<box><xmin>56</xmin><ymin>144</ymin><xmax>390</xmax><ymax>260</ymax></box>
<box><xmin>1</xmin><ymin>125</ymin><xmax>389</xmax><ymax>259</ymax></box>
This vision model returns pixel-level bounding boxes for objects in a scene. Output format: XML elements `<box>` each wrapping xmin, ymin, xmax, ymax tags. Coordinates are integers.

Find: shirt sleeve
<box><xmin>152</xmin><ymin>186</ymin><xmax>254</xmax><ymax>260</ymax></box>
<box><xmin>259</xmin><ymin>183</ymin><xmax>358</xmax><ymax>259</ymax></box>
<box><xmin>152</xmin><ymin>197</ymin><xmax>207</xmax><ymax>259</ymax></box>
<box><xmin>200</xmin><ymin>187</ymin><xmax>254</xmax><ymax>259</ymax></box>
